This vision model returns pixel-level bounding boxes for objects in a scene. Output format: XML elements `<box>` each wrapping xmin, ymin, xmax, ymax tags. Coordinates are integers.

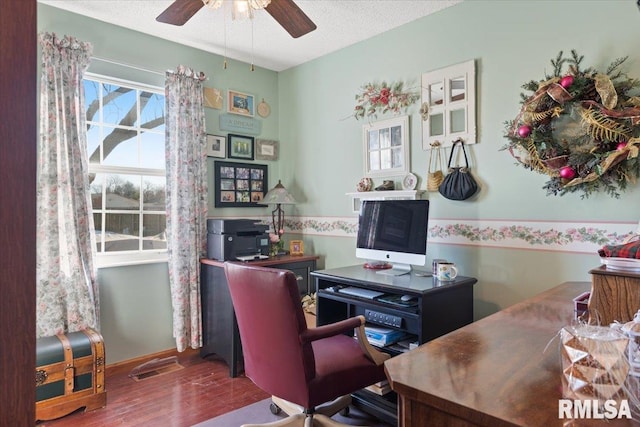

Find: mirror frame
<box><xmin>421</xmin><ymin>59</ymin><xmax>476</xmax><ymax>149</ymax></box>
<box><xmin>362</xmin><ymin>115</ymin><xmax>410</xmax><ymax>178</ymax></box>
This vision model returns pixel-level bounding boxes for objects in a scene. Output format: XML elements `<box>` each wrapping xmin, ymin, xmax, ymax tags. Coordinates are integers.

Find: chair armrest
<box><xmin>300</xmin><ymin>315</ymin><xmax>390</xmax><ymax>366</ymax></box>
<box><xmin>353</xmin><ymin>317</ymin><xmax>391</xmax><ymax>366</ymax></box>
<box><xmin>300</xmin><ymin>317</ymin><xmax>362</xmax><ymax>344</ymax></box>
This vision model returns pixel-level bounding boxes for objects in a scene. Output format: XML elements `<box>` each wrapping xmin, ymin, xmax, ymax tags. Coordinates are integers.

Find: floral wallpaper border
<box><xmin>238</xmin><ymin>216</ymin><xmax>638</xmax><ymax>255</ymax></box>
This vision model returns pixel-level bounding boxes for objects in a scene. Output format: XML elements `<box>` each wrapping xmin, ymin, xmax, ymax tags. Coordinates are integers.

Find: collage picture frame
<box><xmin>214</xmin><ymin>160</ymin><xmax>268</xmax><ymax>207</ymax></box>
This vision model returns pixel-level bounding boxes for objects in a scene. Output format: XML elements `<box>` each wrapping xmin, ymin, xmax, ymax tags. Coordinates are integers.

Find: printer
<box><xmin>207</xmin><ymin>219</ymin><xmax>270</xmax><ymax>261</ymax></box>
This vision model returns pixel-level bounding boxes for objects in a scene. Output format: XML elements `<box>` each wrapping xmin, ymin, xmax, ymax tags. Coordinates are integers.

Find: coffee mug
<box><xmin>436</xmin><ymin>262</ymin><xmax>458</xmax><ymax>281</ymax></box>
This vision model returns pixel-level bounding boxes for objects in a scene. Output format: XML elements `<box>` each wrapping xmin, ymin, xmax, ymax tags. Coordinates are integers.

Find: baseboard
<box><xmin>106</xmin><ymin>347</ymin><xmax>200</xmax><ymax>378</ymax></box>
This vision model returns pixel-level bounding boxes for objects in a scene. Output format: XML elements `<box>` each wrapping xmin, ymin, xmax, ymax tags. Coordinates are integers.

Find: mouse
<box><xmin>400</xmin><ymin>295</ymin><xmax>415</xmax><ymax>302</ymax></box>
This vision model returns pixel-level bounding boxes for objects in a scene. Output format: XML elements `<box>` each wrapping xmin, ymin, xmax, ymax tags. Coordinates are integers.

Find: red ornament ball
<box><xmin>559</xmin><ymin>166</ymin><xmax>576</xmax><ymax>180</ymax></box>
<box><xmin>517</xmin><ymin>125</ymin><xmax>532</xmax><ymax>138</ymax></box>
<box><xmin>616</xmin><ymin>142</ymin><xmax>628</xmax><ymax>151</ymax></box>
<box><xmin>560</xmin><ymin>75</ymin><xmax>574</xmax><ymax>88</ymax></box>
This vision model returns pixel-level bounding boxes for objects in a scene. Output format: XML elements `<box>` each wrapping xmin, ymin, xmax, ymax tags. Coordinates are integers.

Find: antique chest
<box><xmin>35</xmin><ymin>327</ymin><xmax>107</xmax><ymax>421</ymax></box>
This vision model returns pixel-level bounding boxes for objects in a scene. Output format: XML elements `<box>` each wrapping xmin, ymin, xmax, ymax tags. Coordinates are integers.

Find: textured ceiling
<box><xmin>39</xmin><ymin>0</ymin><xmax>463</xmax><ymax>72</ymax></box>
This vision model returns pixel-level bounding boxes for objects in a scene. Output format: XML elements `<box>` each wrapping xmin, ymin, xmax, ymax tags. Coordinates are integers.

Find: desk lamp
<box><xmin>263</xmin><ymin>180</ymin><xmax>296</xmax><ymax>250</ymax></box>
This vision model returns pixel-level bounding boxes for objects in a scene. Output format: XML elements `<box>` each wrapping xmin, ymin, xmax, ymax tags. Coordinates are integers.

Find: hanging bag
<box><xmin>438</xmin><ymin>139</ymin><xmax>479</xmax><ymax>200</ymax></box>
<box><xmin>427</xmin><ymin>142</ymin><xmax>444</xmax><ymax>192</ymax></box>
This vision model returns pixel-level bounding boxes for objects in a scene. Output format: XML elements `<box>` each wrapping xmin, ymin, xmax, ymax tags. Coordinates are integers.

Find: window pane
<box><xmin>379</xmin><ymin>128</ymin><xmax>390</xmax><ymax>148</ymax></box>
<box><xmin>450</xmin><ymin>76</ymin><xmax>466</xmax><ymax>102</ymax></box>
<box><xmin>143</xmin><ymin>214</ymin><xmax>166</xmax><ymax>249</ymax></box>
<box><xmin>139</xmin><ymin>91</ymin><xmax>165</xmax><ymax>130</ymax></box>
<box><xmin>86</xmin><ymin>125</ymin><xmax>101</xmax><ymax>165</ymax></box>
<box><xmin>380</xmin><ymin>148</ymin><xmax>392</xmax><ymax>170</ymax></box>
<box><xmin>104</xmin><ymin>213</ymin><xmax>139</xmax><ymax>252</ymax></box>
<box><xmin>102</xmin><ymin>84</ymin><xmax>137</xmax><ymax>126</ymax></box>
<box><xmin>93</xmin><ymin>213</ymin><xmax>102</xmax><ymax>252</ymax></box>
<box><xmin>142</xmin><ymin>176</ymin><xmax>166</xmax><ymax>211</ymax></box>
<box><xmin>391</xmin><ymin>147</ymin><xmax>403</xmax><ymax>169</ymax></box>
<box><xmin>430</xmin><ymin>113</ymin><xmax>444</xmax><ymax>136</ymax></box>
<box><xmin>102</xmin><ymin>126</ymin><xmax>138</xmax><ymax>167</ymax></box>
<box><xmin>450</xmin><ymin>108</ymin><xmax>466</xmax><ymax>133</ymax></box>
<box><xmin>430</xmin><ymin>82</ymin><xmax>444</xmax><ymax>105</ymax></box>
<box><xmin>390</xmin><ymin>125</ymin><xmax>402</xmax><ymax>147</ymax></box>
<box><xmin>369</xmin><ymin>151</ymin><xmax>380</xmax><ymax>171</ymax></box>
<box><xmin>84</xmin><ymin>80</ymin><xmax>101</xmax><ymax>122</ymax></box>
<box><xmin>368</xmin><ymin>130</ymin><xmax>379</xmax><ymax>150</ymax></box>
<box><xmin>105</xmin><ymin>174</ymin><xmax>140</xmax><ymax>210</ymax></box>
<box><xmin>90</xmin><ymin>173</ymin><xmax>103</xmax><ymax>211</ymax></box>
<box><xmin>140</xmin><ymin>131</ymin><xmax>165</xmax><ymax>169</ymax></box>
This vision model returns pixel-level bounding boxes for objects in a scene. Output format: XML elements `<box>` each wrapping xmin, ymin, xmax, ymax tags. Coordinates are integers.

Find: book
<box><xmin>364</xmin><ymin>326</ymin><xmax>407</xmax><ymax>347</ymax></box>
<box><xmin>365</xmin><ymin>382</ymin><xmax>392</xmax><ymax>395</ymax></box>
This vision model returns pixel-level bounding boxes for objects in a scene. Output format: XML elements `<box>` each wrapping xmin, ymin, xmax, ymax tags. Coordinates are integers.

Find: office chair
<box><xmin>224</xmin><ymin>262</ymin><xmax>390</xmax><ymax>427</ymax></box>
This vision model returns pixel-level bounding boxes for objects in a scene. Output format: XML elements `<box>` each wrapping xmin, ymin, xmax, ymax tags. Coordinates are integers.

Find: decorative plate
<box><xmin>402</xmin><ymin>173</ymin><xmax>417</xmax><ymax>190</ymax></box>
<box><xmin>257</xmin><ymin>99</ymin><xmax>271</xmax><ymax>118</ymax></box>
<box><xmin>600</xmin><ymin>257</ymin><xmax>640</xmax><ymax>272</ymax></box>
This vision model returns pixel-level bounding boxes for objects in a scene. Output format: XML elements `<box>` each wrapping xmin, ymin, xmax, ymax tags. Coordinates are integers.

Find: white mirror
<box><xmin>421</xmin><ymin>60</ymin><xmax>476</xmax><ymax>149</ymax></box>
<box><xmin>363</xmin><ymin>115</ymin><xmax>410</xmax><ymax>178</ymax></box>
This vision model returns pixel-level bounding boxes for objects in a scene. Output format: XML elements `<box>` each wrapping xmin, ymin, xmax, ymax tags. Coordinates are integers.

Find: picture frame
<box><xmin>214</xmin><ymin>160</ymin><xmax>268</xmax><ymax>208</ymax></box>
<box><xmin>228</xmin><ymin>134</ymin><xmax>255</xmax><ymax>160</ymax></box>
<box><xmin>206</xmin><ymin>134</ymin><xmax>226</xmax><ymax>158</ymax></box>
<box><xmin>227</xmin><ymin>89</ymin><xmax>255</xmax><ymax>117</ymax></box>
<box><xmin>289</xmin><ymin>240</ymin><xmax>304</xmax><ymax>256</ymax></box>
<box><xmin>204</xmin><ymin>87</ymin><xmax>224</xmax><ymax>110</ymax></box>
<box><xmin>256</xmin><ymin>139</ymin><xmax>279</xmax><ymax>161</ymax></box>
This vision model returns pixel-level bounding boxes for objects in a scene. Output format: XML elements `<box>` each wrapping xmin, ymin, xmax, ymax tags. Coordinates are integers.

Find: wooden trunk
<box><xmin>35</xmin><ymin>327</ymin><xmax>107</xmax><ymax>422</ymax></box>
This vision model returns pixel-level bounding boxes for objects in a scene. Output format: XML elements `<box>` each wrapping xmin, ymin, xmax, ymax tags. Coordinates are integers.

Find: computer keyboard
<box><xmin>338</xmin><ymin>287</ymin><xmax>385</xmax><ymax>299</ymax></box>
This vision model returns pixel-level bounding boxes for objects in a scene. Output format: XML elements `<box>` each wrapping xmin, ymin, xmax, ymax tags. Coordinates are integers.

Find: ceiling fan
<box><xmin>156</xmin><ymin>0</ymin><xmax>317</xmax><ymax>39</ymax></box>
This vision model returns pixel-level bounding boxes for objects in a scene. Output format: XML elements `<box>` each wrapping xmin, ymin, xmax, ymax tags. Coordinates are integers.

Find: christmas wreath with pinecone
<box><xmin>502</xmin><ymin>50</ymin><xmax>640</xmax><ymax>198</ymax></box>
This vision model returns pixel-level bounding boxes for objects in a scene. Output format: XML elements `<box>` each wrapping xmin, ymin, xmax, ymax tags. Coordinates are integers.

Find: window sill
<box><xmin>95</xmin><ymin>252</ymin><xmax>168</xmax><ymax>269</ymax></box>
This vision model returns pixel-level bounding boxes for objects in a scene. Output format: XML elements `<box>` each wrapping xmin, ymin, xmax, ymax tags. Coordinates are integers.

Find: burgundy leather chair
<box><xmin>224</xmin><ymin>262</ymin><xmax>390</xmax><ymax>427</ymax></box>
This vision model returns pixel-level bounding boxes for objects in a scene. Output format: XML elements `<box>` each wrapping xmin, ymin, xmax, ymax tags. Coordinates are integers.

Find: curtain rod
<box><xmin>91</xmin><ymin>56</ymin><xmax>165</xmax><ymax>77</ymax></box>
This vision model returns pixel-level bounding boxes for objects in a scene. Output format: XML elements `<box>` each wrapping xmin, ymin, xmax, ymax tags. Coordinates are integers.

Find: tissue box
<box><xmin>560</xmin><ymin>324</ymin><xmax>629</xmax><ymax>401</ymax></box>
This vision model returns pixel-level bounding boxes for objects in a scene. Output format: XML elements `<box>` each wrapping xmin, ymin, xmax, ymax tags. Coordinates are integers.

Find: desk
<box><xmin>312</xmin><ymin>265</ymin><xmax>477</xmax><ymax>424</ymax></box>
<box><xmin>200</xmin><ymin>255</ymin><xmax>319</xmax><ymax>377</ymax></box>
<box><xmin>385</xmin><ymin>281</ymin><xmax>639</xmax><ymax>427</ymax></box>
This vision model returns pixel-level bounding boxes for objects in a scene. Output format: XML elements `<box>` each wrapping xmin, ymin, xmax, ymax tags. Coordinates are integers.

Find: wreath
<box><xmin>353</xmin><ymin>81</ymin><xmax>419</xmax><ymax>120</ymax></box>
<box><xmin>502</xmin><ymin>50</ymin><xmax>640</xmax><ymax>198</ymax></box>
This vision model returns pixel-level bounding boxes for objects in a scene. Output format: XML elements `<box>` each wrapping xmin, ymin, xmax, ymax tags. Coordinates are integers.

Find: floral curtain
<box><xmin>36</xmin><ymin>33</ymin><xmax>98</xmax><ymax>337</ymax></box>
<box><xmin>165</xmin><ymin>66</ymin><xmax>208</xmax><ymax>351</ymax></box>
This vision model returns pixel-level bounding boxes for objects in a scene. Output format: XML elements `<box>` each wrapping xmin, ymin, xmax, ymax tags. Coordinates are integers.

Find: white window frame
<box><xmin>85</xmin><ymin>73</ymin><xmax>167</xmax><ymax>268</ymax></box>
<box><xmin>362</xmin><ymin>115</ymin><xmax>410</xmax><ymax>178</ymax></box>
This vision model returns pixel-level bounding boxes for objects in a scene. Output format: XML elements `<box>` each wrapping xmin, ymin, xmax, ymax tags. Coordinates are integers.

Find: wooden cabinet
<box><xmin>589</xmin><ymin>265</ymin><xmax>640</xmax><ymax>325</ymax></box>
<box><xmin>200</xmin><ymin>255</ymin><xmax>319</xmax><ymax>377</ymax></box>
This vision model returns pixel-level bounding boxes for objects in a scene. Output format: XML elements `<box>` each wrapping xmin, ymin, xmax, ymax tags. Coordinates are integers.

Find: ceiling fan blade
<box><xmin>156</xmin><ymin>0</ymin><xmax>205</xmax><ymax>26</ymax></box>
<box><xmin>265</xmin><ymin>0</ymin><xmax>317</xmax><ymax>38</ymax></box>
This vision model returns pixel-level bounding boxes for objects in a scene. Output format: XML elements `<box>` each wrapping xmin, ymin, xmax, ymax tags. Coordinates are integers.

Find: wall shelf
<box><xmin>346</xmin><ymin>190</ymin><xmax>426</xmax><ymax>213</ymax></box>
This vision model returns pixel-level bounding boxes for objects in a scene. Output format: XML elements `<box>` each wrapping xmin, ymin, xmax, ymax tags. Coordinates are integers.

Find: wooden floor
<box><xmin>37</xmin><ymin>351</ymin><xmax>270</xmax><ymax>427</ymax></box>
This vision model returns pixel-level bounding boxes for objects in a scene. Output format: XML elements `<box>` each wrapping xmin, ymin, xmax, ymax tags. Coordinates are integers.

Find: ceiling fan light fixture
<box><xmin>202</xmin><ymin>0</ymin><xmax>224</xmax><ymax>10</ymax></box>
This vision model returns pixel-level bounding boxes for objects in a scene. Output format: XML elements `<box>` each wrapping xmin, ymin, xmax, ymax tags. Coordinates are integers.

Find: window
<box><xmin>84</xmin><ymin>74</ymin><xmax>167</xmax><ymax>267</ymax></box>
<box><xmin>362</xmin><ymin>115</ymin><xmax>410</xmax><ymax>178</ymax></box>
<box><xmin>421</xmin><ymin>59</ymin><xmax>476</xmax><ymax>148</ymax></box>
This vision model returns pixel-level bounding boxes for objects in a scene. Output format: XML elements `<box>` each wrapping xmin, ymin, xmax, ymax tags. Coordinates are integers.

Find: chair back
<box><xmin>224</xmin><ymin>262</ymin><xmax>314</xmax><ymax>404</ymax></box>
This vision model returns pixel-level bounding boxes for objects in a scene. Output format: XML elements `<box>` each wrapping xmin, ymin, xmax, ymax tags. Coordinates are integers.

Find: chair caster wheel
<box><xmin>339</xmin><ymin>406</ymin><xmax>350</xmax><ymax>416</ymax></box>
<box><xmin>270</xmin><ymin>402</ymin><xmax>281</xmax><ymax>415</ymax></box>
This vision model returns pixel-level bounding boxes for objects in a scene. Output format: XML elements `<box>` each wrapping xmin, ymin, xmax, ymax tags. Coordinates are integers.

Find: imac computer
<box><xmin>355</xmin><ymin>199</ymin><xmax>429</xmax><ymax>276</ymax></box>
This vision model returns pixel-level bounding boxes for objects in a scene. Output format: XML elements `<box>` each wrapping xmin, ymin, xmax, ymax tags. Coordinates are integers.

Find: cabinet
<box><xmin>345</xmin><ymin>190</ymin><xmax>425</xmax><ymax>213</ymax></box>
<box><xmin>200</xmin><ymin>255</ymin><xmax>319</xmax><ymax>377</ymax></box>
<box><xmin>312</xmin><ymin>265</ymin><xmax>477</xmax><ymax>424</ymax></box>
<box><xmin>589</xmin><ymin>265</ymin><xmax>640</xmax><ymax>325</ymax></box>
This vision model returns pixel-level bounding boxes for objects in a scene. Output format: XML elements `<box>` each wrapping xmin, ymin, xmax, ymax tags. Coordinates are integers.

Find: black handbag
<box><xmin>438</xmin><ymin>139</ymin><xmax>479</xmax><ymax>200</ymax></box>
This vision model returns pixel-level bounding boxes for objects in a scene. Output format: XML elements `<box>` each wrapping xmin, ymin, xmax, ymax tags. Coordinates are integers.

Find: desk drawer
<box><xmin>274</xmin><ymin>260</ymin><xmax>315</xmax><ymax>296</ymax></box>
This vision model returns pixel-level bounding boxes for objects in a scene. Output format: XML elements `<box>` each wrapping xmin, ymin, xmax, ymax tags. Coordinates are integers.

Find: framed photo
<box><xmin>204</xmin><ymin>87</ymin><xmax>223</xmax><ymax>110</ymax></box>
<box><xmin>227</xmin><ymin>90</ymin><xmax>255</xmax><ymax>117</ymax></box>
<box><xmin>214</xmin><ymin>160</ymin><xmax>268</xmax><ymax>208</ymax></box>
<box><xmin>289</xmin><ymin>240</ymin><xmax>304</xmax><ymax>256</ymax></box>
<box><xmin>206</xmin><ymin>134</ymin><xmax>226</xmax><ymax>158</ymax></box>
<box><xmin>256</xmin><ymin>139</ymin><xmax>279</xmax><ymax>161</ymax></box>
<box><xmin>228</xmin><ymin>134</ymin><xmax>255</xmax><ymax>160</ymax></box>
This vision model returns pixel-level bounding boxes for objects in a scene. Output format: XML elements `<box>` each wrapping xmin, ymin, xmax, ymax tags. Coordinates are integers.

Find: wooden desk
<box><xmin>385</xmin><ymin>281</ymin><xmax>639</xmax><ymax>426</ymax></box>
<box><xmin>200</xmin><ymin>255</ymin><xmax>319</xmax><ymax>377</ymax></box>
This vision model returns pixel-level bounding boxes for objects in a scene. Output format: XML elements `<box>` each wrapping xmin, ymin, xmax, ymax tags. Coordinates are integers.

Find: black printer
<box><xmin>207</xmin><ymin>219</ymin><xmax>270</xmax><ymax>261</ymax></box>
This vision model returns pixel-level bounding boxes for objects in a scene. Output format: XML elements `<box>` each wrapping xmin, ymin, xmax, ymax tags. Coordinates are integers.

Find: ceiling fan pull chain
<box><xmin>250</xmin><ymin>19</ymin><xmax>255</xmax><ymax>71</ymax></box>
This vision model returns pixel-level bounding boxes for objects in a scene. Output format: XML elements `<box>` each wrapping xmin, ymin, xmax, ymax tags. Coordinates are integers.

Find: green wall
<box><xmin>38</xmin><ymin>0</ymin><xmax>640</xmax><ymax>364</ymax></box>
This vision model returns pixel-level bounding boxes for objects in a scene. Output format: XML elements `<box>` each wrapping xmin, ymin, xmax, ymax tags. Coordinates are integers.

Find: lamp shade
<box><xmin>263</xmin><ymin>180</ymin><xmax>296</xmax><ymax>205</ymax></box>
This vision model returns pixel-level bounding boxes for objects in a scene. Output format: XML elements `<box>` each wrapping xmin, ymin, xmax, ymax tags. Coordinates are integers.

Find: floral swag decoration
<box><xmin>503</xmin><ymin>50</ymin><xmax>640</xmax><ymax>198</ymax></box>
<box><xmin>353</xmin><ymin>81</ymin><xmax>419</xmax><ymax>120</ymax></box>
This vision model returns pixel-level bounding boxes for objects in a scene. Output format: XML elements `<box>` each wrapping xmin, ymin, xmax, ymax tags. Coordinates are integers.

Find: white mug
<box><xmin>436</xmin><ymin>262</ymin><xmax>458</xmax><ymax>281</ymax></box>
